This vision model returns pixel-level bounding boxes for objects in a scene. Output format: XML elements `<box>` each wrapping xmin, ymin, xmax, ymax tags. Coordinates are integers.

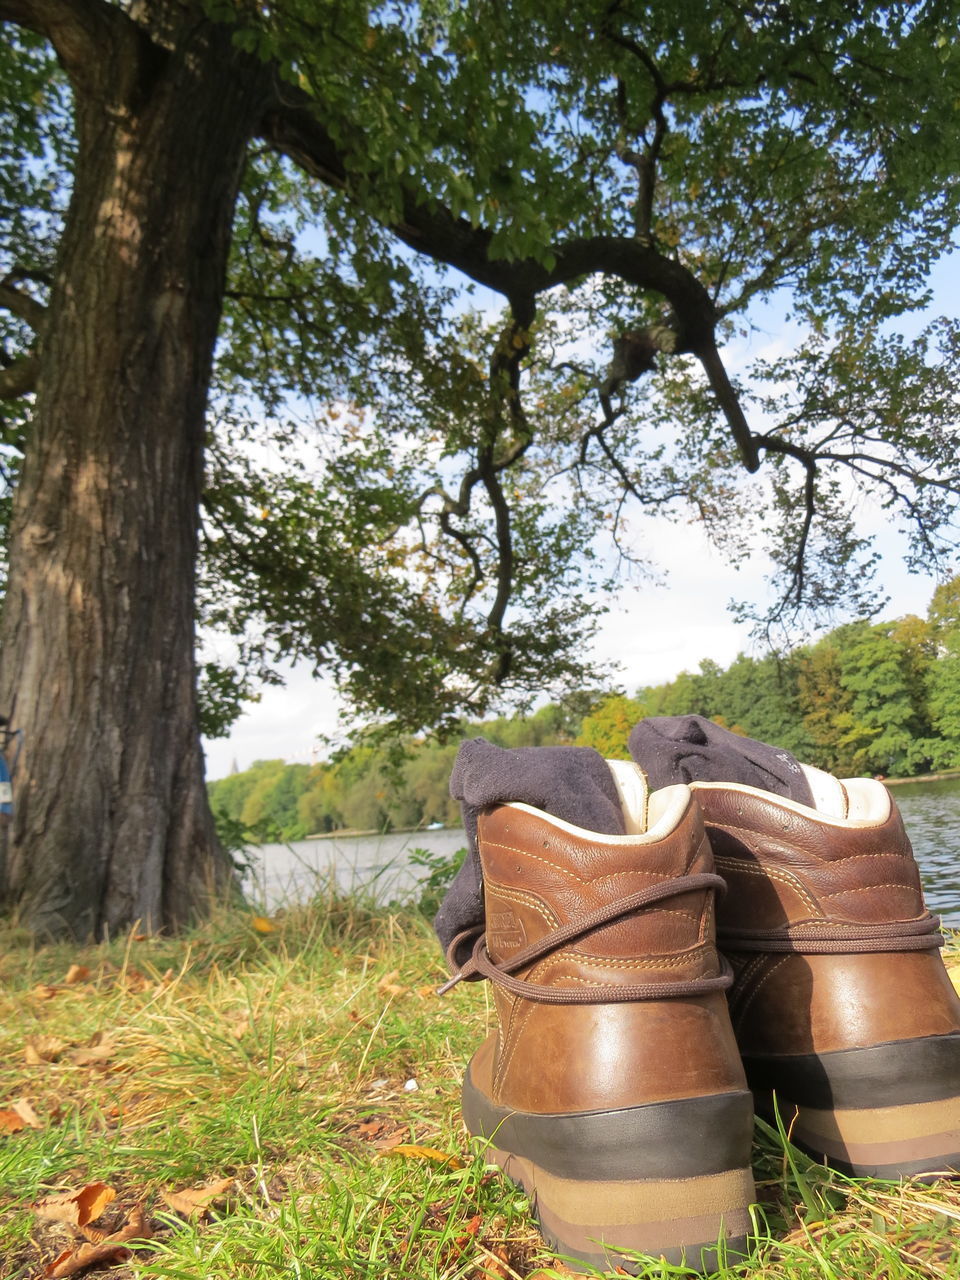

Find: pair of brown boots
<box><xmin>438</xmin><ymin>726</ymin><xmax>960</xmax><ymax>1273</ymax></box>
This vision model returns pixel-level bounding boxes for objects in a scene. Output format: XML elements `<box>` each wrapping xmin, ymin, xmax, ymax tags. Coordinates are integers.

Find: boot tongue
<box><xmin>605</xmin><ymin>758</ymin><xmax>651</xmax><ymax>834</ymax></box>
<box><xmin>628</xmin><ymin>714</ymin><xmax>815</xmax><ymax>807</ymax></box>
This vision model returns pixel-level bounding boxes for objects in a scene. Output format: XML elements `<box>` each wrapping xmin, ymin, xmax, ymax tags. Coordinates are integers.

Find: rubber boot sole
<box><xmin>745</xmin><ymin>1032</ymin><xmax>960</xmax><ymax>1179</ymax></box>
<box><xmin>463</xmin><ymin>1072</ymin><xmax>755</xmax><ymax>1273</ymax></box>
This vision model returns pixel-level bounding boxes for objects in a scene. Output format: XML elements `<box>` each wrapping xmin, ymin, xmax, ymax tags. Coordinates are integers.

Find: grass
<box><xmin>2</xmin><ymin>894</ymin><xmax>960</xmax><ymax>1279</ymax></box>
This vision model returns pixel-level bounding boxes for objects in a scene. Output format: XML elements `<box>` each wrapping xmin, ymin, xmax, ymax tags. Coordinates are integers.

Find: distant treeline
<box><xmin>209</xmin><ymin>578</ymin><xmax>960</xmax><ymax>841</ymax></box>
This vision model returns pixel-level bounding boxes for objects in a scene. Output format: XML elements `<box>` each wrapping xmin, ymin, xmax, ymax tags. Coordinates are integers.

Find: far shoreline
<box><xmin>884</xmin><ymin>769</ymin><xmax>960</xmax><ymax>787</ymax></box>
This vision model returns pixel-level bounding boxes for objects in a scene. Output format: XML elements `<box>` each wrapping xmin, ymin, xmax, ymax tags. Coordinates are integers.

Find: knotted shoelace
<box><xmin>438</xmin><ymin>871</ymin><xmax>733</xmax><ymax>1004</ymax></box>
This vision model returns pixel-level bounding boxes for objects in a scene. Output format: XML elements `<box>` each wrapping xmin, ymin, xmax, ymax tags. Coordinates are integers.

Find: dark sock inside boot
<box><xmin>434</xmin><ymin>738</ymin><xmax>623</xmax><ymax>957</ymax></box>
<box><xmin>628</xmin><ymin>714</ymin><xmax>814</xmax><ymax>805</ymax></box>
<box><xmin>434</xmin><ymin>718</ymin><xmax>814</xmax><ymax>960</ymax></box>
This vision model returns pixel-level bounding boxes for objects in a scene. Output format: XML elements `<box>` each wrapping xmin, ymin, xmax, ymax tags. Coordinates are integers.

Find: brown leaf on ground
<box><xmin>0</xmin><ymin>1107</ymin><xmax>27</xmax><ymax>1134</ymax></box>
<box><xmin>160</xmin><ymin>1176</ymin><xmax>236</xmax><ymax>1217</ymax></box>
<box><xmin>25</xmin><ymin>1036</ymin><xmax>66</xmax><ymax>1064</ymax></box>
<box><xmin>35</xmin><ymin>1182</ymin><xmax>116</xmax><ymax>1227</ymax></box>
<box><xmin>63</xmin><ymin>964</ymin><xmax>92</xmax><ymax>985</ymax></box>
<box><xmin>44</xmin><ymin>1204</ymin><xmax>151</xmax><ymax>1278</ymax></box>
<box><xmin>68</xmin><ymin>1033</ymin><xmax>117</xmax><ymax>1067</ymax></box>
<box><xmin>44</xmin><ymin>1243</ymin><xmax>131</xmax><ymax>1279</ymax></box>
<box><xmin>372</xmin><ymin>1127</ymin><xmax>408</xmax><ymax>1152</ymax></box>
<box><xmin>477</xmin><ymin>1245</ymin><xmax>523</xmax><ymax>1279</ymax></box>
<box><xmin>380</xmin><ymin>1144</ymin><xmax>465</xmax><ymax>1168</ymax></box>
<box><xmin>377</xmin><ymin>969</ymin><xmax>408</xmax><ymax>997</ymax></box>
<box><xmin>9</xmin><ymin>1097</ymin><xmax>42</xmax><ymax>1128</ymax></box>
<box><xmin>31</xmin><ymin>983</ymin><xmax>60</xmax><ymax>1001</ymax></box>
<box><xmin>452</xmin><ymin>1213</ymin><xmax>483</xmax><ymax>1249</ymax></box>
<box><xmin>526</xmin><ymin>1268</ymin><xmax>581</xmax><ymax>1279</ymax></box>
<box><xmin>118</xmin><ymin>967</ymin><xmax>152</xmax><ymax>993</ymax></box>
<box><xmin>355</xmin><ymin>1118</ymin><xmax>388</xmax><ymax>1140</ymax></box>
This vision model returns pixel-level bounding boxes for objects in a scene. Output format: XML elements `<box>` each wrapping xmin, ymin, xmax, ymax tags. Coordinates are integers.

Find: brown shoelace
<box><xmin>718</xmin><ymin>914</ymin><xmax>944</xmax><ymax>955</ymax></box>
<box><xmin>438</xmin><ymin>872</ymin><xmax>733</xmax><ymax>1004</ymax></box>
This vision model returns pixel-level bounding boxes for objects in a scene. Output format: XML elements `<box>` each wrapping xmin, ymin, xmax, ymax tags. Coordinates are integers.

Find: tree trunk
<box><xmin>0</xmin><ymin>15</ymin><xmax>268</xmax><ymax>937</ymax></box>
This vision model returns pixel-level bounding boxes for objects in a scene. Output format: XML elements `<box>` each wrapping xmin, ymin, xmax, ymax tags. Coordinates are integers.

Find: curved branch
<box><xmin>790</xmin><ymin>459</ymin><xmax>817</xmax><ymax>607</ymax></box>
<box><xmin>476</xmin><ymin>449</ymin><xmax>514</xmax><ymax>683</ymax></box>
<box><xmin>258</xmin><ymin>92</ymin><xmax>719</xmax><ymax>339</ymax></box>
<box><xmin>696</xmin><ymin>341</ymin><xmax>760</xmax><ymax>471</ymax></box>
<box><xmin>0</xmin><ymin>275</ymin><xmax>48</xmax><ymax>333</ymax></box>
<box><xmin>843</xmin><ymin>461</ymin><xmax>944</xmax><ymax>562</ymax></box>
<box><xmin>260</xmin><ymin>86</ymin><xmax>771</xmax><ymax>477</ymax></box>
<box><xmin>0</xmin><ymin>0</ymin><xmax>130</xmax><ymax>92</ymax></box>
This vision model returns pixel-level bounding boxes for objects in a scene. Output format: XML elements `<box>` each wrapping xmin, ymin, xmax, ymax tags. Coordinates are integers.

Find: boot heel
<box><xmin>490</xmin><ymin>1145</ymin><xmax>753</xmax><ymax>1272</ymax></box>
<box><xmin>749</xmin><ymin>1033</ymin><xmax>960</xmax><ymax>1178</ymax></box>
<box><xmin>465</xmin><ymin>1075</ymin><xmax>756</xmax><ymax>1272</ymax></box>
<box><xmin>766</xmin><ymin>1095</ymin><xmax>960</xmax><ymax>1179</ymax></box>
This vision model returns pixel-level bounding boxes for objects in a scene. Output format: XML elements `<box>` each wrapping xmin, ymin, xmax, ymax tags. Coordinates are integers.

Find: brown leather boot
<box><xmin>442</xmin><ymin>768</ymin><xmax>755</xmax><ymax>1273</ymax></box>
<box><xmin>692</xmin><ymin>769</ymin><xmax>960</xmax><ymax>1178</ymax></box>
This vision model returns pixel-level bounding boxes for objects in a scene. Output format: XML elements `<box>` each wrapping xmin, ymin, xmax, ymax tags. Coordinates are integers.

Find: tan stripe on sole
<box><xmin>761</xmin><ymin>1092</ymin><xmax>960</xmax><ymax>1169</ymax></box>
<box><xmin>535</xmin><ymin>1196</ymin><xmax>753</xmax><ymax>1261</ymax></box>
<box><xmin>490</xmin><ymin>1144</ymin><xmax>754</xmax><ymax>1228</ymax></box>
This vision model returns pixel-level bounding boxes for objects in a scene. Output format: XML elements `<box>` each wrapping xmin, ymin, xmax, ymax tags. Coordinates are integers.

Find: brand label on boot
<box><xmin>488</xmin><ymin>910</ymin><xmax>526</xmax><ymax>953</ymax></box>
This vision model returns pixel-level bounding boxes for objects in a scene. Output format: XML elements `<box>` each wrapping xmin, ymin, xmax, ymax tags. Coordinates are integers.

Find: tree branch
<box><xmin>0</xmin><ymin>274</ymin><xmax>48</xmax><ymax>334</ymax></box>
<box><xmin>696</xmin><ymin>340</ymin><xmax>760</xmax><ymax>471</ymax></box>
<box><xmin>258</xmin><ymin>90</ymin><xmax>717</xmax><ymax>333</ymax></box>
<box><xmin>260</xmin><ymin>86</ymin><xmax>769</xmax><ymax>473</ymax></box>
<box><xmin>0</xmin><ymin>0</ymin><xmax>128</xmax><ymax>91</ymax></box>
<box><xmin>476</xmin><ymin>449</ymin><xmax>514</xmax><ymax>683</ymax></box>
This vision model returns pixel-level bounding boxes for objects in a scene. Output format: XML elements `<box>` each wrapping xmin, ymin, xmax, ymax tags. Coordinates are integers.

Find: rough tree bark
<box><xmin>0</xmin><ymin>4</ymin><xmax>270</xmax><ymax>936</ymax></box>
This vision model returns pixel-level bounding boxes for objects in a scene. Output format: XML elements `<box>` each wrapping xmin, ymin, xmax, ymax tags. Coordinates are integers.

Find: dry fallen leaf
<box><xmin>119</xmin><ymin>967</ymin><xmax>153</xmax><ymax>993</ymax></box>
<box><xmin>251</xmin><ymin>915</ymin><xmax>275</xmax><ymax>934</ymax></box>
<box><xmin>63</xmin><ymin>964</ymin><xmax>91</xmax><ymax>985</ymax></box>
<box><xmin>44</xmin><ymin>1242</ymin><xmax>131</xmax><ymax>1279</ymax></box>
<box><xmin>377</xmin><ymin>969</ymin><xmax>408</xmax><ymax>997</ymax></box>
<box><xmin>9</xmin><ymin>1097</ymin><xmax>42</xmax><ymax>1128</ymax></box>
<box><xmin>372</xmin><ymin>1127</ymin><xmax>408</xmax><ymax>1152</ymax></box>
<box><xmin>25</xmin><ymin>1036</ymin><xmax>66</xmax><ymax>1065</ymax></box>
<box><xmin>44</xmin><ymin>1204</ymin><xmax>151</xmax><ymax>1278</ymax></box>
<box><xmin>68</xmin><ymin>1033</ymin><xmax>117</xmax><ymax>1067</ymax></box>
<box><xmin>160</xmin><ymin>1176</ymin><xmax>235</xmax><ymax>1217</ymax></box>
<box><xmin>0</xmin><ymin>1108</ymin><xmax>26</xmax><ymax>1134</ymax></box>
<box><xmin>380</xmin><ymin>1144</ymin><xmax>464</xmax><ymax>1168</ymax></box>
<box><xmin>477</xmin><ymin>1245</ymin><xmax>521</xmax><ymax>1279</ymax></box>
<box><xmin>356</xmin><ymin>1118</ymin><xmax>388</xmax><ymax>1140</ymax></box>
<box><xmin>30</xmin><ymin>983</ymin><xmax>60</xmax><ymax>1001</ymax></box>
<box><xmin>453</xmin><ymin>1212</ymin><xmax>483</xmax><ymax>1249</ymax></box>
<box><xmin>35</xmin><ymin>1182</ymin><xmax>117</xmax><ymax>1227</ymax></box>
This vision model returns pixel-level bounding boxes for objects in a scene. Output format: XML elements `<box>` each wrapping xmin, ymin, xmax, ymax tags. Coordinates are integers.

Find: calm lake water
<box><xmin>890</xmin><ymin>778</ymin><xmax>960</xmax><ymax>927</ymax></box>
<box><xmin>244</xmin><ymin>777</ymin><xmax>960</xmax><ymax>926</ymax></box>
